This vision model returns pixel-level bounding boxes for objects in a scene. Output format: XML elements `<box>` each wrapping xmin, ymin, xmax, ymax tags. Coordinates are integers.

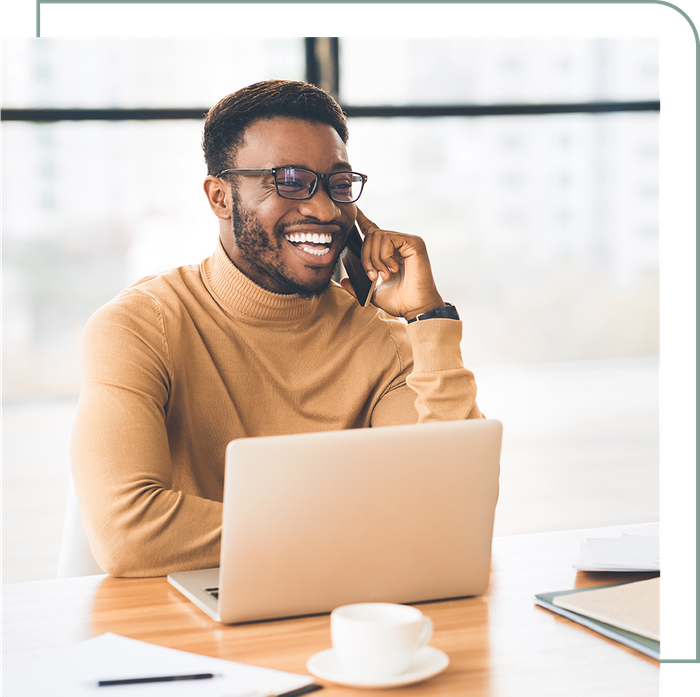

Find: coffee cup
<box><xmin>330</xmin><ymin>603</ymin><xmax>433</xmax><ymax>679</ymax></box>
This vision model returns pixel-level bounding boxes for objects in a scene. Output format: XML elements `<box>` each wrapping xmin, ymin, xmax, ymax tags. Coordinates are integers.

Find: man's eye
<box><xmin>330</xmin><ymin>176</ymin><xmax>352</xmax><ymax>190</ymax></box>
<box><xmin>277</xmin><ymin>169</ymin><xmax>313</xmax><ymax>193</ymax></box>
<box><xmin>278</xmin><ymin>179</ymin><xmax>306</xmax><ymax>190</ymax></box>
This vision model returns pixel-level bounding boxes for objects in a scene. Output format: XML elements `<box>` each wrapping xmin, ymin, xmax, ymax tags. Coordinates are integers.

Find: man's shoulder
<box><xmin>127</xmin><ymin>261</ymin><xmax>202</xmax><ymax>296</ymax></box>
<box><xmin>90</xmin><ymin>262</ymin><xmax>205</xmax><ymax>327</ymax></box>
<box><xmin>119</xmin><ymin>261</ymin><xmax>204</xmax><ymax>303</ymax></box>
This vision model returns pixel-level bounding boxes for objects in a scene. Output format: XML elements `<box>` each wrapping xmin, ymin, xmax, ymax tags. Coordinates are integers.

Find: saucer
<box><xmin>306</xmin><ymin>646</ymin><xmax>449</xmax><ymax>689</ymax></box>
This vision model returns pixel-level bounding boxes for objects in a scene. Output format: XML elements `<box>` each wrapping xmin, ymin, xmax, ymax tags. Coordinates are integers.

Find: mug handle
<box><xmin>417</xmin><ymin>616</ymin><xmax>433</xmax><ymax>649</ymax></box>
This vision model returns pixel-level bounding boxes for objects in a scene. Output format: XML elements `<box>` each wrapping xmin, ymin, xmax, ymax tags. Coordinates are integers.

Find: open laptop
<box><xmin>168</xmin><ymin>418</ymin><xmax>502</xmax><ymax>624</ymax></box>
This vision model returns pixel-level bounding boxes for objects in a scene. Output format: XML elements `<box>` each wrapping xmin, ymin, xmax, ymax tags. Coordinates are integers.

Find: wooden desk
<box><xmin>3</xmin><ymin>523</ymin><xmax>659</xmax><ymax>696</ymax></box>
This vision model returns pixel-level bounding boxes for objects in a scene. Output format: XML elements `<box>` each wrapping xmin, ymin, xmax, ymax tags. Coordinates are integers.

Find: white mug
<box><xmin>330</xmin><ymin>603</ymin><xmax>433</xmax><ymax>679</ymax></box>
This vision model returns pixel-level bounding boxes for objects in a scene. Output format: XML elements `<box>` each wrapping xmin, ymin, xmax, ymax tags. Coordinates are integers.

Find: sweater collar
<box><xmin>201</xmin><ymin>240</ymin><xmax>322</xmax><ymax>322</ymax></box>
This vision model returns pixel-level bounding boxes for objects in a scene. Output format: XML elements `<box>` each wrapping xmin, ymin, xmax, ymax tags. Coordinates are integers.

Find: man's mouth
<box><xmin>284</xmin><ymin>232</ymin><xmax>333</xmax><ymax>257</ymax></box>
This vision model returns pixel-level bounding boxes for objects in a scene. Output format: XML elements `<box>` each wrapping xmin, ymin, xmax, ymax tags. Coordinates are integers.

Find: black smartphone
<box><xmin>340</xmin><ymin>222</ymin><xmax>377</xmax><ymax>307</ymax></box>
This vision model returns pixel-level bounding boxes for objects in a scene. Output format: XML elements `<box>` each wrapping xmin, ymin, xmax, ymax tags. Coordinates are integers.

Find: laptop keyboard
<box><xmin>205</xmin><ymin>587</ymin><xmax>219</xmax><ymax>600</ymax></box>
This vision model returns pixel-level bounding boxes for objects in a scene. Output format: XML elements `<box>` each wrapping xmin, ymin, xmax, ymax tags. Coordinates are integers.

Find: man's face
<box><xmin>220</xmin><ymin>117</ymin><xmax>356</xmax><ymax>297</ymax></box>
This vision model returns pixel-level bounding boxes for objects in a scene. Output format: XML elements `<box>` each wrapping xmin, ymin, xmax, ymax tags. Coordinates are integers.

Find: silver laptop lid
<box><xmin>218</xmin><ymin>419</ymin><xmax>501</xmax><ymax>624</ymax></box>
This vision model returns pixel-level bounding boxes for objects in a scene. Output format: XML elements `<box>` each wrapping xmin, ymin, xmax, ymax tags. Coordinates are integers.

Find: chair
<box><xmin>57</xmin><ymin>474</ymin><xmax>104</xmax><ymax>578</ymax></box>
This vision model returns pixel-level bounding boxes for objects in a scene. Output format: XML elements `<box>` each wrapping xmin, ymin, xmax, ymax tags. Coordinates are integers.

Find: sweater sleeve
<box><xmin>70</xmin><ymin>291</ymin><xmax>222</xmax><ymax>577</ymax></box>
<box><xmin>371</xmin><ymin>318</ymin><xmax>483</xmax><ymax>426</ymax></box>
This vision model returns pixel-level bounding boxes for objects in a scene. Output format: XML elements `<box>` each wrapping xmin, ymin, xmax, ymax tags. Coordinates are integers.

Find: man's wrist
<box><xmin>406</xmin><ymin>303</ymin><xmax>460</xmax><ymax>323</ymax></box>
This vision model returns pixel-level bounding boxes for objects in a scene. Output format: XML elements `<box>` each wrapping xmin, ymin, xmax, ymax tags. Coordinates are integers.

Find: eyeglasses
<box><xmin>215</xmin><ymin>166</ymin><xmax>367</xmax><ymax>204</ymax></box>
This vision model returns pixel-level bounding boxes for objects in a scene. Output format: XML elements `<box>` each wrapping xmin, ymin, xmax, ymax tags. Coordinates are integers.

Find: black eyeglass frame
<box><xmin>215</xmin><ymin>167</ymin><xmax>368</xmax><ymax>204</ymax></box>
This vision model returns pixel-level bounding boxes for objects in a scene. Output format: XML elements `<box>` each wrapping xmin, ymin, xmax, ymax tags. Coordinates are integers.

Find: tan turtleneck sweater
<box><xmin>70</xmin><ymin>242</ymin><xmax>482</xmax><ymax>577</ymax></box>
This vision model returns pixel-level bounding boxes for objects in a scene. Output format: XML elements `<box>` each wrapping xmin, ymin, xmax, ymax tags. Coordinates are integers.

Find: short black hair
<box><xmin>202</xmin><ymin>79</ymin><xmax>349</xmax><ymax>176</ymax></box>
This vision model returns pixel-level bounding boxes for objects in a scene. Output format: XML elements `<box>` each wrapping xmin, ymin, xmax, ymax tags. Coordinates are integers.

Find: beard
<box><xmin>230</xmin><ymin>197</ymin><xmax>349</xmax><ymax>299</ymax></box>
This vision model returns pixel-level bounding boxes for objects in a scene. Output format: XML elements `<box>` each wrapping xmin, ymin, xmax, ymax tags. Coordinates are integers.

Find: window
<box><xmin>2</xmin><ymin>37</ymin><xmax>659</xmax><ymax>398</ymax></box>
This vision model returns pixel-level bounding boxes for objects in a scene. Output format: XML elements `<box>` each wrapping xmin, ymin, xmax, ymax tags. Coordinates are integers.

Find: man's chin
<box><xmin>283</xmin><ymin>257</ymin><xmax>342</xmax><ymax>298</ymax></box>
<box><xmin>296</xmin><ymin>287</ymin><xmax>328</xmax><ymax>300</ymax></box>
<box><xmin>291</xmin><ymin>276</ymin><xmax>333</xmax><ymax>299</ymax></box>
<box><xmin>270</xmin><ymin>268</ymin><xmax>334</xmax><ymax>298</ymax></box>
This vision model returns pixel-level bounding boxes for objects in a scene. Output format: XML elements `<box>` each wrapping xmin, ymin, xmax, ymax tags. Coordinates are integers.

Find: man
<box><xmin>71</xmin><ymin>79</ymin><xmax>482</xmax><ymax>577</ymax></box>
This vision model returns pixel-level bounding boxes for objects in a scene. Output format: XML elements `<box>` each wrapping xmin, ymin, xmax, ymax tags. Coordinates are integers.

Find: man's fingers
<box><xmin>357</xmin><ymin>211</ymin><xmax>405</xmax><ymax>280</ymax></box>
<box><xmin>353</xmin><ymin>212</ymin><xmax>442</xmax><ymax>318</ymax></box>
<box><xmin>357</xmin><ymin>210</ymin><xmax>383</xmax><ymax>280</ymax></box>
<box><xmin>371</xmin><ymin>232</ymin><xmax>419</xmax><ymax>280</ymax></box>
<box><xmin>355</xmin><ymin>208</ymin><xmax>379</xmax><ymax>235</ymax></box>
<box><xmin>379</xmin><ymin>235</ymin><xmax>405</xmax><ymax>274</ymax></box>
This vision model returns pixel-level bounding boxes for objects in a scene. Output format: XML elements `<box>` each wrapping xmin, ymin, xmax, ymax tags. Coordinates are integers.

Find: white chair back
<box><xmin>57</xmin><ymin>474</ymin><xmax>104</xmax><ymax>578</ymax></box>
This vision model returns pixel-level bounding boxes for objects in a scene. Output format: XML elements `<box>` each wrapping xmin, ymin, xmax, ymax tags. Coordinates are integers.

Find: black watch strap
<box><xmin>406</xmin><ymin>303</ymin><xmax>460</xmax><ymax>323</ymax></box>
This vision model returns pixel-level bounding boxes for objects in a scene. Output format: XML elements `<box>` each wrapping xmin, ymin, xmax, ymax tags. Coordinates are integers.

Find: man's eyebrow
<box><xmin>277</xmin><ymin>162</ymin><xmax>354</xmax><ymax>172</ymax></box>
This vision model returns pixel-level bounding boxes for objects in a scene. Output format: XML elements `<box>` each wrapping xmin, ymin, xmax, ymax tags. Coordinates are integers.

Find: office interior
<box><xmin>2</xmin><ymin>37</ymin><xmax>659</xmax><ymax>583</ymax></box>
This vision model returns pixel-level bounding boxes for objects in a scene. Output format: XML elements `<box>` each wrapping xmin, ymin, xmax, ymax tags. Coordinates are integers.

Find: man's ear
<box><xmin>203</xmin><ymin>175</ymin><xmax>232</xmax><ymax>219</ymax></box>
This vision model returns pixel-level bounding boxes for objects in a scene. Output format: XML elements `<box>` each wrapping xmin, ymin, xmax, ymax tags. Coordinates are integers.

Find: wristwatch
<box><xmin>406</xmin><ymin>303</ymin><xmax>460</xmax><ymax>323</ymax></box>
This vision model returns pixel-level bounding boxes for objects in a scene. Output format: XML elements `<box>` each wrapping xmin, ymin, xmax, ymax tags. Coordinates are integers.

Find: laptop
<box><xmin>168</xmin><ymin>418</ymin><xmax>502</xmax><ymax>624</ymax></box>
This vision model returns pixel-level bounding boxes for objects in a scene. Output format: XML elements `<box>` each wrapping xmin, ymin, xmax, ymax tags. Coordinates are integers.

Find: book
<box><xmin>535</xmin><ymin>579</ymin><xmax>660</xmax><ymax>660</ymax></box>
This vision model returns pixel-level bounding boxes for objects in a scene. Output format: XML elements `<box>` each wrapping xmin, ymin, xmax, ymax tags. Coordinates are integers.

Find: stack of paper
<box><xmin>573</xmin><ymin>533</ymin><xmax>659</xmax><ymax>571</ymax></box>
<box><xmin>535</xmin><ymin>578</ymin><xmax>660</xmax><ymax>659</ymax></box>
<box><xmin>3</xmin><ymin>633</ymin><xmax>315</xmax><ymax>697</ymax></box>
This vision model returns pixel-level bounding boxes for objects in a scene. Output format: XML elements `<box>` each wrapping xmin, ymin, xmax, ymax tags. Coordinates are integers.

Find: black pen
<box><xmin>98</xmin><ymin>672</ymin><xmax>218</xmax><ymax>686</ymax></box>
<box><xmin>277</xmin><ymin>686</ymin><xmax>323</xmax><ymax>697</ymax></box>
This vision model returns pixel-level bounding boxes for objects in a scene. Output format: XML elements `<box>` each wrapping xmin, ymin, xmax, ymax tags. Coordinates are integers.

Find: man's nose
<box><xmin>296</xmin><ymin>181</ymin><xmax>342</xmax><ymax>220</ymax></box>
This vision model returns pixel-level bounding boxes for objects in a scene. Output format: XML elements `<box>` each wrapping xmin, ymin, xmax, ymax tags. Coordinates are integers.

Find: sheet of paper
<box><xmin>3</xmin><ymin>633</ymin><xmax>314</xmax><ymax>697</ymax></box>
<box><xmin>552</xmin><ymin>577</ymin><xmax>660</xmax><ymax>641</ymax></box>
<box><xmin>573</xmin><ymin>533</ymin><xmax>659</xmax><ymax>571</ymax></box>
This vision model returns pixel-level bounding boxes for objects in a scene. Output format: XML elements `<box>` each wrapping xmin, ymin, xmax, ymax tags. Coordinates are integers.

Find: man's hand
<box><xmin>350</xmin><ymin>209</ymin><xmax>445</xmax><ymax>321</ymax></box>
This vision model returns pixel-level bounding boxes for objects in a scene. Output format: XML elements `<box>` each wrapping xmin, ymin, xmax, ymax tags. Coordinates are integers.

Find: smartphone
<box><xmin>340</xmin><ymin>222</ymin><xmax>377</xmax><ymax>307</ymax></box>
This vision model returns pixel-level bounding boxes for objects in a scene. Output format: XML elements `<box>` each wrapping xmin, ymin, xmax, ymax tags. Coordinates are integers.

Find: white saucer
<box><xmin>306</xmin><ymin>646</ymin><xmax>449</xmax><ymax>689</ymax></box>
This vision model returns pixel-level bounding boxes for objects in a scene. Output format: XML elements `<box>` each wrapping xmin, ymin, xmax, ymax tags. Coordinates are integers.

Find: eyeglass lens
<box><xmin>275</xmin><ymin>167</ymin><xmax>363</xmax><ymax>203</ymax></box>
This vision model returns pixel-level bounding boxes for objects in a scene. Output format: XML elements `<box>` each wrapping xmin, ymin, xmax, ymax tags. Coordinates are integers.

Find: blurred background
<box><xmin>2</xmin><ymin>37</ymin><xmax>659</xmax><ymax>581</ymax></box>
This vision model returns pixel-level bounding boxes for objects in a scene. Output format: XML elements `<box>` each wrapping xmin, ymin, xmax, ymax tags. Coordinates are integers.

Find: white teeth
<box><xmin>299</xmin><ymin>245</ymin><xmax>330</xmax><ymax>256</ymax></box>
<box><xmin>284</xmin><ymin>232</ymin><xmax>333</xmax><ymax>244</ymax></box>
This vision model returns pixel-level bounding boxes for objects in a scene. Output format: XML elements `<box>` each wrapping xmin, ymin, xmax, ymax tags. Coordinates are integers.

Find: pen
<box><xmin>277</xmin><ymin>686</ymin><xmax>323</xmax><ymax>697</ymax></box>
<box><xmin>98</xmin><ymin>672</ymin><xmax>218</xmax><ymax>686</ymax></box>
<box><xmin>234</xmin><ymin>684</ymin><xmax>324</xmax><ymax>697</ymax></box>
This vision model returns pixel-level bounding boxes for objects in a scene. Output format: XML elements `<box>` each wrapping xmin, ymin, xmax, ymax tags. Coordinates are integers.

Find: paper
<box><xmin>552</xmin><ymin>577</ymin><xmax>660</xmax><ymax>641</ymax></box>
<box><xmin>3</xmin><ymin>633</ymin><xmax>314</xmax><ymax>697</ymax></box>
<box><xmin>573</xmin><ymin>533</ymin><xmax>659</xmax><ymax>571</ymax></box>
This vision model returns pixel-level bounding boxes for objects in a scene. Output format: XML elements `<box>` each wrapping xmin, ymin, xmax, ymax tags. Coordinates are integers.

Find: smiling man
<box><xmin>208</xmin><ymin>117</ymin><xmax>355</xmax><ymax>297</ymax></box>
<box><xmin>71</xmin><ymin>80</ymin><xmax>483</xmax><ymax>577</ymax></box>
